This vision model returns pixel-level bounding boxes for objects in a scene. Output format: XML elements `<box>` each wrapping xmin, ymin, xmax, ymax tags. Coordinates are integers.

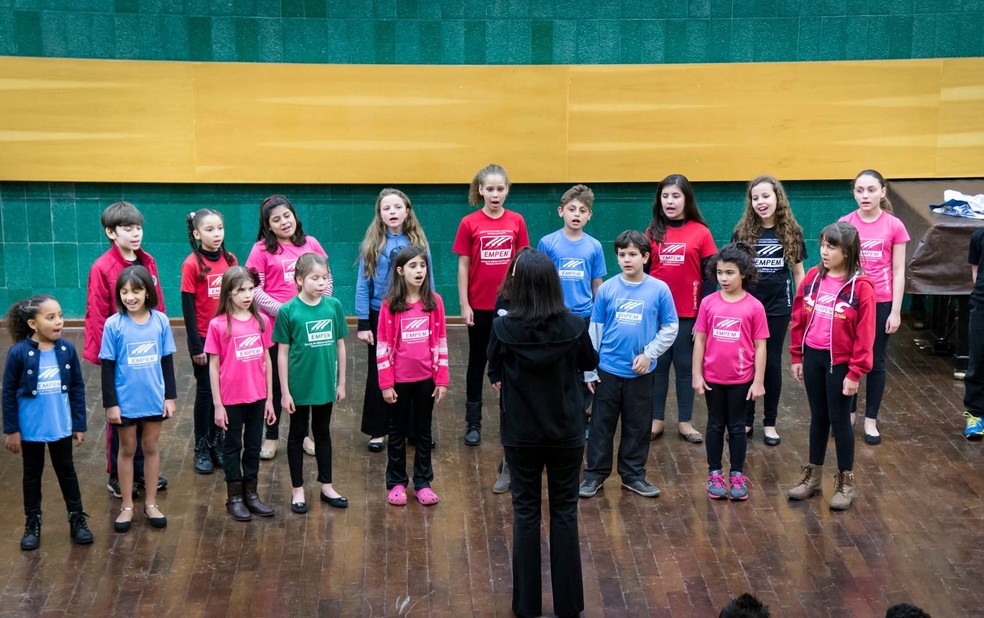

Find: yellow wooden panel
<box><xmin>937</xmin><ymin>57</ymin><xmax>984</xmax><ymax>177</ymax></box>
<box><xmin>0</xmin><ymin>57</ymin><xmax>196</xmax><ymax>182</ymax></box>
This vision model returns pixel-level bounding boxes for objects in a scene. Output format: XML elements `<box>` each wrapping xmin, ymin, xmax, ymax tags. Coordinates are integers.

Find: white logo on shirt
<box><xmin>37</xmin><ymin>365</ymin><xmax>60</xmax><ymax>394</ymax></box>
<box><xmin>207</xmin><ymin>274</ymin><xmax>223</xmax><ymax>298</ymax></box>
<box><xmin>127</xmin><ymin>341</ymin><xmax>159</xmax><ymax>367</ymax></box>
<box><xmin>814</xmin><ymin>293</ymin><xmax>837</xmax><ymax>318</ymax></box>
<box><xmin>305</xmin><ymin>319</ymin><xmax>334</xmax><ymax>344</ymax></box>
<box><xmin>614</xmin><ymin>299</ymin><xmax>644</xmax><ymax>325</ymax></box>
<box><xmin>711</xmin><ymin>317</ymin><xmax>742</xmax><ymax>341</ymax></box>
<box><xmin>480</xmin><ymin>235</ymin><xmax>514</xmax><ymax>264</ymax></box>
<box><xmin>558</xmin><ymin>258</ymin><xmax>586</xmax><ymax>280</ymax></box>
<box><xmin>755</xmin><ymin>244</ymin><xmax>784</xmax><ymax>269</ymax></box>
<box><xmin>860</xmin><ymin>239</ymin><xmax>883</xmax><ymax>259</ymax></box>
<box><xmin>282</xmin><ymin>258</ymin><xmax>298</xmax><ymax>281</ymax></box>
<box><xmin>401</xmin><ymin>317</ymin><xmax>430</xmax><ymax>343</ymax></box>
<box><xmin>659</xmin><ymin>243</ymin><xmax>686</xmax><ymax>265</ymax></box>
<box><xmin>234</xmin><ymin>334</ymin><xmax>264</xmax><ymax>361</ymax></box>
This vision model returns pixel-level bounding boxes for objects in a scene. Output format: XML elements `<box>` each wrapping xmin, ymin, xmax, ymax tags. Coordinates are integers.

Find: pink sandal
<box><xmin>415</xmin><ymin>487</ymin><xmax>440</xmax><ymax>506</ymax></box>
<box><xmin>387</xmin><ymin>485</ymin><xmax>407</xmax><ymax>506</ymax></box>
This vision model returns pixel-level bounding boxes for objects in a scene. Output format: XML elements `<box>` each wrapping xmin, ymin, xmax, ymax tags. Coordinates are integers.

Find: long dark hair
<box><xmin>115</xmin><ymin>265</ymin><xmax>159</xmax><ymax>314</ymax></box>
<box><xmin>215</xmin><ymin>266</ymin><xmax>265</xmax><ymax>336</ymax></box>
<box><xmin>256</xmin><ymin>195</ymin><xmax>308</xmax><ymax>254</ymax></box>
<box><xmin>818</xmin><ymin>222</ymin><xmax>863</xmax><ymax>278</ymax></box>
<box><xmin>507</xmin><ymin>249</ymin><xmax>569</xmax><ymax>327</ymax></box>
<box><xmin>187</xmin><ymin>208</ymin><xmax>236</xmax><ymax>279</ymax></box>
<box><xmin>6</xmin><ymin>294</ymin><xmax>57</xmax><ymax>343</ymax></box>
<box><xmin>646</xmin><ymin>174</ymin><xmax>708</xmax><ymax>244</ymax></box>
<box><xmin>385</xmin><ymin>246</ymin><xmax>437</xmax><ymax>313</ymax></box>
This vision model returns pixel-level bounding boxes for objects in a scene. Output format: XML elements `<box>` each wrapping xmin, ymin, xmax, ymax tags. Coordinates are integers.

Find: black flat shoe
<box><xmin>114</xmin><ymin>507</ymin><xmax>133</xmax><ymax>533</ymax></box>
<box><xmin>864</xmin><ymin>433</ymin><xmax>881</xmax><ymax>445</ymax></box>
<box><xmin>367</xmin><ymin>440</ymin><xmax>384</xmax><ymax>453</ymax></box>
<box><xmin>320</xmin><ymin>493</ymin><xmax>348</xmax><ymax>509</ymax></box>
<box><xmin>144</xmin><ymin>505</ymin><xmax>167</xmax><ymax>529</ymax></box>
<box><xmin>764</xmin><ymin>435</ymin><xmax>781</xmax><ymax>446</ymax></box>
<box><xmin>291</xmin><ymin>501</ymin><xmax>308</xmax><ymax>514</ymax></box>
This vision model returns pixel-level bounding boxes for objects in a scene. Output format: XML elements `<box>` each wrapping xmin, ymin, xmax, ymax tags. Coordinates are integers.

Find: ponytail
<box><xmin>468</xmin><ymin>164</ymin><xmax>509</xmax><ymax>206</ymax></box>
<box><xmin>6</xmin><ymin>295</ymin><xmax>56</xmax><ymax>343</ymax></box>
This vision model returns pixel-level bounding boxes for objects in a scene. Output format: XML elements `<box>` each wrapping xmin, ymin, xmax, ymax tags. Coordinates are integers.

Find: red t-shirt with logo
<box><xmin>452</xmin><ymin>209</ymin><xmax>530</xmax><ymax>311</ymax></box>
<box><xmin>649</xmin><ymin>221</ymin><xmax>718</xmax><ymax>318</ymax></box>
<box><xmin>694</xmin><ymin>291</ymin><xmax>769</xmax><ymax>384</ymax></box>
<box><xmin>180</xmin><ymin>252</ymin><xmax>236</xmax><ymax>338</ymax></box>
<box><xmin>805</xmin><ymin>274</ymin><xmax>845</xmax><ymax>350</ymax></box>
<box><xmin>839</xmin><ymin>210</ymin><xmax>909</xmax><ymax>303</ymax></box>
<box><xmin>203</xmin><ymin>313</ymin><xmax>274</xmax><ymax>406</ymax></box>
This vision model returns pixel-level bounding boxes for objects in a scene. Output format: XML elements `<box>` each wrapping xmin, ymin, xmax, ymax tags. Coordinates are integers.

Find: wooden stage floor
<box><xmin>0</xmin><ymin>323</ymin><xmax>979</xmax><ymax>617</ymax></box>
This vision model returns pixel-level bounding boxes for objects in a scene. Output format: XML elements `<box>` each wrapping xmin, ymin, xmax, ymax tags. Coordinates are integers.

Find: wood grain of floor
<box><xmin>0</xmin><ymin>323</ymin><xmax>979</xmax><ymax>617</ymax></box>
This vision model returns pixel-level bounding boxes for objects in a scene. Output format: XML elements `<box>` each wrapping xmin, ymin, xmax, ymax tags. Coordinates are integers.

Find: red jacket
<box><xmin>83</xmin><ymin>245</ymin><xmax>166</xmax><ymax>364</ymax></box>
<box><xmin>789</xmin><ymin>266</ymin><xmax>876</xmax><ymax>383</ymax></box>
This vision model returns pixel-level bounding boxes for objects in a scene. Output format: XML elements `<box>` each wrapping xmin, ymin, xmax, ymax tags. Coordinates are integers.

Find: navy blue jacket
<box><xmin>2</xmin><ymin>338</ymin><xmax>87</xmax><ymax>435</ymax></box>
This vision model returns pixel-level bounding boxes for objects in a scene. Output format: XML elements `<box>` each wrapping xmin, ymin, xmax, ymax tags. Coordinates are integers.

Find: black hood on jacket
<box><xmin>491</xmin><ymin>313</ymin><xmax>585</xmax><ymax>369</ymax></box>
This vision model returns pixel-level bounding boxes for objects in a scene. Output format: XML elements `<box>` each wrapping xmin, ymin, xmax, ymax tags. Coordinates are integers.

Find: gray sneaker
<box><xmin>622</xmin><ymin>479</ymin><xmax>661</xmax><ymax>498</ymax></box>
<box><xmin>579</xmin><ymin>479</ymin><xmax>602</xmax><ymax>498</ymax></box>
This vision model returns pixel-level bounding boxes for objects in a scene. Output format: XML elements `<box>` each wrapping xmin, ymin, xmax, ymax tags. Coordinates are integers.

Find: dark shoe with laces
<box><xmin>68</xmin><ymin>511</ymin><xmax>93</xmax><ymax>545</ymax></box>
<box><xmin>463</xmin><ymin>426</ymin><xmax>481</xmax><ymax>446</ymax></box>
<box><xmin>135</xmin><ymin>475</ymin><xmax>168</xmax><ymax>492</ymax></box>
<box><xmin>208</xmin><ymin>430</ymin><xmax>225</xmax><ymax>467</ymax></box>
<box><xmin>621</xmin><ymin>479</ymin><xmax>661</xmax><ymax>498</ymax></box>
<box><xmin>20</xmin><ymin>514</ymin><xmax>41</xmax><ymax>551</ymax></box>
<box><xmin>193</xmin><ymin>437</ymin><xmax>214</xmax><ymax>474</ymax></box>
<box><xmin>578</xmin><ymin>479</ymin><xmax>602</xmax><ymax>498</ymax></box>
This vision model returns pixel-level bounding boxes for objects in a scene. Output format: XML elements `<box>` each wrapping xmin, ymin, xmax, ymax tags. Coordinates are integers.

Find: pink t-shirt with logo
<box><xmin>203</xmin><ymin>313</ymin><xmax>274</xmax><ymax>406</ymax></box>
<box><xmin>694</xmin><ymin>291</ymin><xmax>769</xmax><ymax>385</ymax></box>
<box><xmin>839</xmin><ymin>210</ymin><xmax>909</xmax><ymax>303</ymax></box>
<box><xmin>805</xmin><ymin>274</ymin><xmax>845</xmax><ymax>351</ymax></box>
<box><xmin>376</xmin><ymin>295</ymin><xmax>450</xmax><ymax>388</ymax></box>
<box><xmin>245</xmin><ymin>237</ymin><xmax>330</xmax><ymax>323</ymax></box>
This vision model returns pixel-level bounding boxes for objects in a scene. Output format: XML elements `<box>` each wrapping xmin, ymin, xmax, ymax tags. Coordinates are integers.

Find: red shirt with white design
<box><xmin>839</xmin><ymin>210</ymin><xmax>909</xmax><ymax>303</ymax></box>
<box><xmin>452</xmin><ymin>209</ymin><xmax>530</xmax><ymax>311</ymax></box>
<box><xmin>180</xmin><ymin>252</ymin><xmax>236</xmax><ymax>338</ymax></box>
<box><xmin>376</xmin><ymin>295</ymin><xmax>450</xmax><ymax>389</ymax></box>
<box><xmin>694</xmin><ymin>291</ymin><xmax>769</xmax><ymax>384</ymax></box>
<box><xmin>804</xmin><ymin>274</ymin><xmax>846</xmax><ymax>350</ymax></box>
<box><xmin>245</xmin><ymin>236</ymin><xmax>332</xmax><ymax>325</ymax></box>
<box><xmin>203</xmin><ymin>313</ymin><xmax>274</xmax><ymax>406</ymax></box>
<box><xmin>649</xmin><ymin>221</ymin><xmax>717</xmax><ymax>318</ymax></box>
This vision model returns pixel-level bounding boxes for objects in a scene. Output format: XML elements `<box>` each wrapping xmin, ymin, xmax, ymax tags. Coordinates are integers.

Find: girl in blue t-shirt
<box><xmin>3</xmin><ymin>294</ymin><xmax>92</xmax><ymax>551</ymax></box>
<box><xmin>99</xmin><ymin>266</ymin><xmax>177</xmax><ymax>533</ymax></box>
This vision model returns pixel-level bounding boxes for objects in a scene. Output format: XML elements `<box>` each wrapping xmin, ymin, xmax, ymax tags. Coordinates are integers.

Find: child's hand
<box><xmin>214</xmin><ymin>405</ymin><xmax>229</xmax><ymax>430</ymax></box>
<box><xmin>382</xmin><ymin>388</ymin><xmax>397</xmax><ymax>403</ymax></box>
<box><xmin>163</xmin><ymin>399</ymin><xmax>176</xmax><ymax>418</ymax></box>
<box><xmin>631</xmin><ymin>353</ymin><xmax>650</xmax><ymax>375</ymax></box>
<box><xmin>5</xmin><ymin>432</ymin><xmax>21</xmax><ymax>454</ymax></box>
<box><xmin>886</xmin><ymin>311</ymin><xmax>901</xmax><ymax>334</ymax></box>
<box><xmin>693</xmin><ymin>374</ymin><xmax>711</xmax><ymax>395</ymax></box>
<box><xmin>842</xmin><ymin>377</ymin><xmax>860</xmax><ymax>396</ymax></box>
<box><xmin>746</xmin><ymin>381</ymin><xmax>765</xmax><ymax>401</ymax></box>
<box><xmin>336</xmin><ymin>384</ymin><xmax>346</xmax><ymax>402</ymax></box>
<box><xmin>357</xmin><ymin>330</ymin><xmax>375</xmax><ymax>346</ymax></box>
<box><xmin>432</xmin><ymin>385</ymin><xmax>447</xmax><ymax>404</ymax></box>
<box><xmin>461</xmin><ymin>305</ymin><xmax>475</xmax><ymax>327</ymax></box>
<box><xmin>264</xmin><ymin>399</ymin><xmax>276</xmax><ymax>425</ymax></box>
<box><xmin>282</xmin><ymin>393</ymin><xmax>296</xmax><ymax>414</ymax></box>
<box><xmin>192</xmin><ymin>353</ymin><xmax>207</xmax><ymax>366</ymax></box>
<box><xmin>106</xmin><ymin>406</ymin><xmax>122</xmax><ymax>425</ymax></box>
<box><xmin>791</xmin><ymin>363</ymin><xmax>804</xmax><ymax>382</ymax></box>
<box><xmin>492</xmin><ymin>381</ymin><xmax>501</xmax><ymax>392</ymax></box>
<box><xmin>73</xmin><ymin>432</ymin><xmax>85</xmax><ymax>446</ymax></box>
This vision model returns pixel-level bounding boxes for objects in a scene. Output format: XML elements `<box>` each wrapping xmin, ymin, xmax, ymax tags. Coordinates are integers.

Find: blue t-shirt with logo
<box><xmin>592</xmin><ymin>275</ymin><xmax>677</xmax><ymax>379</ymax></box>
<box><xmin>538</xmin><ymin>230</ymin><xmax>607</xmax><ymax>318</ymax></box>
<box><xmin>99</xmin><ymin>311</ymin><xmax>177</xmax><ymax>419</ymax></box>
<box><xmin>17</xmin><ymin>349</ymin><xmax>72</xmax><ymax>442</ymax></box>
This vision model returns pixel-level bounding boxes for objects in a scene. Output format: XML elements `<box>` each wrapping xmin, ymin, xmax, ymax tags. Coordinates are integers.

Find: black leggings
<box><xmin>465</xmin><ymin>309</ymin><xmax>494</xmax><ymax>424</ymax></box>
<box><xmin>287</xmin><ymin>403</ymin><xmax>334</xmax><ymax>487</ymax></box>
<box><xmin>360</xmin><ymin>309</ymin><xmax>388</xmax><ymax>438</ymax></box>
<box><xmin>191</xmin><ymin>355</ymin><xmax>215</xmax><ymax>441</ymax></box>
<box><xmin>745</xmin><ymin>313</ymin><xmax>790</xmax><ymax>428</ymax></box>
<box><xmin>222</xmin><ymin>400</ymin><xmax>264</xmax><ymax>483</ymax></box>
<box><xmin>23</xmin><ymin>437</ymin><xmax>83</xmax><ymax>516</ymax></box>
<box><xmin>855</xmin><ymin>301</ymin><xmax>892</xmax><ymax>419</ymax></box>
<box><xmin>704</xmin><ymin>381</ymin><xmax>750</xmax><ymax>473</ymax></box>
<box><xmin>652</xmin><ymin>317</ymin><xmax>696</xmax><ymax>423</ymax></box>
<box><xmin>386</xmin><ymin>379</ymin><xmax>435</xmax><ymax>490</ymax></box>
<box><xmin>803</xmin><ymin>346</ymin><xmax>854</xmax><ymax>472</ymax></box>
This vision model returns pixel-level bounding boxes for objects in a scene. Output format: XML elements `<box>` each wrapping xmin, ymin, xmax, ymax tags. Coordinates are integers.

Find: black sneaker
<box><xmin>20</xmin><ymin>514</ymin><xmax>41</xmax><ymax>551</ymax></box>
<box><xmin>135</xmin><ymin>475</ymin><xmax>168</xmax><ymax>492</ymax></box>
<box><xmin>107</xmin><ymin>476</ymin><xmax>122</xmax><ymax>499</ymax></box>
<box><xmin>463</xmin><ymin>426</ymin><xmax>481</xmax><ymax>446</ymax></box>
<box><xmin>578</xmin><ymin>479</ymin><xmax>602</xmax><ymax>498</ymax></box>
<box><xmin>194</xmin><ymin>437</ymin><xmax>214</xmax><ymax>474</ymax></box>
<box><xmin>622</xmin><ymin>479</ymin><xmax>661</xmax><ymax>498</ymax></box>
<box><xmin>68</xmin><ymin>511</ymin><xmax>93</xmax><ymax>545</ymax></box>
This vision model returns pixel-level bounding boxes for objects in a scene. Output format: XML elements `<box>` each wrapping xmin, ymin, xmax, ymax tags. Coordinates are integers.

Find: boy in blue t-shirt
<box><xmin>581</xmin><ymin>230</ymin><xmax>678</xmax><ymax>499</ymax></box>
<box><xmin>963</xmin><ymin>227</ymin><xmax>984</xmax><ymax>440</ymax></box>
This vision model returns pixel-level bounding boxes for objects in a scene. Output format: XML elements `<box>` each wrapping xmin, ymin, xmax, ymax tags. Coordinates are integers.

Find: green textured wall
<box><xmin>1</xmin><ymin>1</ymin><xmax>982</xmax><ymax>62</ymax></box>
<box><xmin>0</xmin><ymin>180</ymin><xmax>847</xmax><ymax>317</ymax></box>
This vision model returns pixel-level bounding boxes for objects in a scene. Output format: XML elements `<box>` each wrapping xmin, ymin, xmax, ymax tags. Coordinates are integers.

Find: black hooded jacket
<box><xmin>487</xmin><ymin>313</ymin><xmax>599</xmax><ymax>448</ymax></box>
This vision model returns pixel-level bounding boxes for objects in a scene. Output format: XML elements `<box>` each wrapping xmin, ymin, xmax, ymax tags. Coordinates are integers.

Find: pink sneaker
<box><xmin>415</xmin><ymin>487</ymin><xmax>440</xmax><ymax>506</ymax></box>
<box><xmin>387</xmin><ymin>485</ymin><xmax>407</xmax><ymax>506</ymax></box>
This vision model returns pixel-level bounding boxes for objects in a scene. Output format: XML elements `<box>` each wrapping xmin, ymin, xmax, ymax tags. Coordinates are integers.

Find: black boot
<box><xmin>464</xmin><ymin>401</ymin><xmax>482</xmax><ymax>446</ymax></box>
<box><xmin>208</xmin><ymin>430</ymin><xmax>225</xmax><ymax>468</ymax></box>
<box><xmin>242</xmin><ymin>479</ymin><xmax>274</xmax><ymax>518</ymax></box>
<box><xmin>193</xmin><ymin>436</ymin><xmax>213</xmax><ymax>474</ymax></box>
<box><xmin>20</xmin><ymin>514</ymin><xmax>41</xmax><ymax>551</ymax></box>
<box><xmin>226</xmin><ymin>482</ymin><xmax>251</xmax><ymax>521</ymax></box>
<box><xmin>68</xmin><ymin>511</ymin><xmax>93</xmax><ymax>545</ymax></box>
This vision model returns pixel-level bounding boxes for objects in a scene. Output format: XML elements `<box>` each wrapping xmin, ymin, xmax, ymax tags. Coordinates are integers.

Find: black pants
<box><xmin>108</xmin><ymin>423</ymin><xmax>144</xmax><ymax>478</ymax></box>
<box><xmin>855</xmin><ymin>301</ymin><xmax>892</xmax><ymax>419</ymax></box>
<box><xmin>966</xmin><ymin>304</ymin><xmax>984</xmax><ymax>415</ymax></box>
<box><xmin>705</xmin><ymin>381</ymin><xmax>751</xmax><ymax>473</ymax></box>
<box><xmin>266</xmin><ymin>344</ymin><xmax>284</xmax><ymax>440</ymax></box>
<box><xmin>504</xmin><ymin>445</ymin><xmax>584</xmax><ymax>618</ymax></box>
<box><xmin>465</xmin><ymin>308</ymin><xmax>494</xmax><ymax>426</ymax></box>
<box><xmin>192</xmin><ymin>355</ymin><xmax>215</xmax><ymax>441</ymax></box>
<box><xmin>585</xmin><ymin>368</ymin><xmax>654</xmax><ymax>484</ymax></box>
<box><xmin>23</xmin><ymin>437</ymin><xmax>83</xmax><ymax>516</ymax></box>
<box><xmin>222</xmin><ymin>400</ymin><xmax>264</xmax><ymax>483</ymax></box>
<box><xmin>745</xmin><ymin>313</ymin><xmax>790</xmax><ymax>428</ymax></box>
<box><xmin>653</xmin><ymin>317</ymin><xmax>696</xmax><ymax>423</ymax></box>
<box><xmin>803</xmin><ymin>346</ymin><xmax>854</xmax><ymax>471</ymax></box>
<box><xmin>287</xmin><ymin>403</ymin><xmax>334</xmax><ymax>487</ymax></box>
<box><xmin>360</xmin><ymin>309</ymin><xmax>389</xmax><ymax>438</ymax></box>
<box><xmin>386</xmin><ymin>379</ymin><xmax>435</xmax><ymax>489</ymax></box>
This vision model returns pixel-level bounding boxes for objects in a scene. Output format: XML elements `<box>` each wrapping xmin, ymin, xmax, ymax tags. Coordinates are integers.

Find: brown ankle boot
<box><xmin>243</xmin><ymin>479</ymin><xmax>274</xmax><ymax>517</ymax></box>
<box><xmin>787</xmin><ymin>464</ymin><xmax>823</xmax><ymax>500</ymax></box>
<box><xmin>226</xmin><ymin>482</ymin><xmax>251</xmax><ymax>521</ymax></box>
<box><xmin>830</xmin><ymin>471</ymin><xmax>855</xmax><ymax>510</ymax></box>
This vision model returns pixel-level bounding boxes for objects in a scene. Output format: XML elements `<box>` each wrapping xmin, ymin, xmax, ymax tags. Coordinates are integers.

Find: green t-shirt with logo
<box><xmin>273</xmin><ymin>296</ymin><xmax>349</xmax><ymax>405</ymax></box>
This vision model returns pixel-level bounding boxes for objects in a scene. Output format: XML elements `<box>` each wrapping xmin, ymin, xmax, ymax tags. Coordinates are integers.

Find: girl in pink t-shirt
<box><xmin>452</xmin><ymin>164</ymin><xmax>529</xmax><ymax>447</ymax></box>
<box><xmin>838</xmin><ymin>170</ymin><xmax>909</xmax><ymax>444</ymax></box>
<box><xmin>693</xmin><ymin>243</ymin><xmax>768</xmax><ymax>501</ymax></box>
<box><xmin>204</xmin><ymin>267</ymin><xmax>276</xmax><ymax>522</ymax></box>
<box><xmin>377</xmin><ymin>246</ymin><xmax>449</xmax><ymax>507</ymax></box>
<box><xmin>245</xmin><ymin>195</ymin><xmax>332</xmax><ymax>459</ymax></box>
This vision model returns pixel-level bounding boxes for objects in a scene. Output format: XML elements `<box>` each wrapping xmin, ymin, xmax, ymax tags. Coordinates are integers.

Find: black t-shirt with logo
<box><xmin>733</xmin><ymin>227</ymin><xmax>807</xmax><ymax>316</ymax></box>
